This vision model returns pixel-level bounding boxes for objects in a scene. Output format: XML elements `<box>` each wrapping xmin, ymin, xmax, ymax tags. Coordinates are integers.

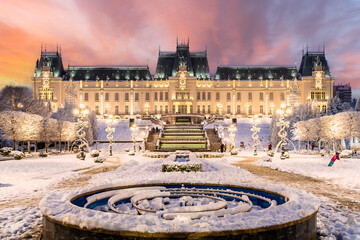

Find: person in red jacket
<box><xmin>328</xmin><ymin>152</ymin><xmax>340</xmax><ymax>167</ymax></box>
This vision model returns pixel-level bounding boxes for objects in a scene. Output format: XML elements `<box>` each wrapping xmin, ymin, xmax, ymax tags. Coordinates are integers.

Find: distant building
<box><xmin>32</xmin><ymin>41</ymin><xmax>334</xmax><ymax>117</ymax></box>
<box><xmin>334</xmin><ymin>84</ymin><xmax>352</xmax><ymax>103</ymax></box>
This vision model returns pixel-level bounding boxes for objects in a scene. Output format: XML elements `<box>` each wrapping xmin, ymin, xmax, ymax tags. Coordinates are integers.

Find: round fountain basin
<box><xmin>40</xmin><ymin>182</ymin><xmax>319</xmax><ymax>240</ymax></box>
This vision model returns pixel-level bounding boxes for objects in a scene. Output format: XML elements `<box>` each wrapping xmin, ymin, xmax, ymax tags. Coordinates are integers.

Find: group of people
<box><xmin>220</xmin><ymin>143</ymin><xmax>235</xmax><ymax>152</ymax></box>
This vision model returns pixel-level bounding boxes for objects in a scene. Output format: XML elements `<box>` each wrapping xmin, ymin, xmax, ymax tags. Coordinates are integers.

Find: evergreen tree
<box><xmin>355</xmin><ymin>98</ymin><xmax>360</xmax><ymax>111</ymax></box>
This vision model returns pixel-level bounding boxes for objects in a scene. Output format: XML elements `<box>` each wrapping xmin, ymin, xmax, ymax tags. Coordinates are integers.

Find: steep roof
<box><xmin>65</xmin><ymin>65</ymin><xmax>151</xmax><ymax>81</ymax></box>
<box><xmin>299</xmin><ymin>51</ymin><xmax>331</xmax><ymax>76</ymax></box>
<box><xmin>34</xmin><ymin>51</ymin><xmax>65</xmax><ymax>77</ymax></box>
<box><xmin>155</xmin><ymin>43</ymin><xmax>210</xmax><ymax>79</ymax></box>
<box><xmin>214</xmin><ymin>65</ymin><xmax>299</xmax><ymax>80</ymax></box>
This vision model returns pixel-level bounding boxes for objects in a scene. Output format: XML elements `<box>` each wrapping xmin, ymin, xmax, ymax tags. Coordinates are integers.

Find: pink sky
<box><xmin>0</xmin><ymin>0</ymin><xmax>360</xmax><ymax>95</ymax></box>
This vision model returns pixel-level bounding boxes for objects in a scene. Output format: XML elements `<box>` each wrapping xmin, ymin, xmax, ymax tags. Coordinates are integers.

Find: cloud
<box><xmin>0</xmin><ymin>0</ymin><xmax>359</xmax><ymax>93</ymax></box>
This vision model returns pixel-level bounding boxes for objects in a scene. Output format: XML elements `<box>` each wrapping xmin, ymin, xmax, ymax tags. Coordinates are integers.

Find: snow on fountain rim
<box><xmin>40</xmin><ymin>179</ymin><xmax>319</xmax><ymax>233</ymax></box>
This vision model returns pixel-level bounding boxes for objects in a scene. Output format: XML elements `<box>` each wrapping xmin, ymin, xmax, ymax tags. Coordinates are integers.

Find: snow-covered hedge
<box><xmin>39</xmin><ymin>151</ymin><xmax>48</xmax><ymax>157</ymax></box>
<box><xmin>0</xmin><ymin>147</ymin><xmax>12</xmax><ymax>156</ymax></box>
<box><xmin>340</xmin><ymin>150</ymin><xmax>352</xmax><ymax>158</ymax></box>
<box><xmin>143</xmin><ymin>153</ymin><xmax>170</xmax><ymax>158</ymax></box>
<box><xmin>90</xmin><ymin>150</ymin><xmax>100</xmax><ymax>157</ymax></box>
<box><xmin>161</xmin><ymin>163</ymin><xmax>202</xmax><ymax>172</ymax></box>
<box><xmin>196</xmin><ymin>153</ymin><xmax>224</xmax><ymax>158</ymax></box>
<box><xmin>13</xmin><ymin>151</ymin><xmax>25</xmax><ymax>160</ymax></box>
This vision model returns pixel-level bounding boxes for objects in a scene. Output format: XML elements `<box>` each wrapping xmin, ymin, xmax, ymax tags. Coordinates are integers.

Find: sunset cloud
<box><xmin>0</xmin><ymin>0</ymin><xmax>359</xmax><ymax>95</ymax></box>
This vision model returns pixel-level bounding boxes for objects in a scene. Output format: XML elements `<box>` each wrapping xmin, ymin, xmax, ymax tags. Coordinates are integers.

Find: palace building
<box><xmin>32</xmin><ymin>41</ymin><xmax>334</xmax><ymax>117</ymax></box>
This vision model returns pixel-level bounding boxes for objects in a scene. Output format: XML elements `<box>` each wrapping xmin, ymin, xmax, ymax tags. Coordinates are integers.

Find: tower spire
<box><xmin>45</xmin><ymin>44</ymin><xmax>47</xmax><ymax>52</ymax></box>
<box><xmin>56</xmin><ymin>43</ymin><xmax>58</xmax><ymax>53</ymax></box>
<box><xmin>41</xmin><ymin>42</ymin><xmax>43</xmax><ymax>52</ymax></box>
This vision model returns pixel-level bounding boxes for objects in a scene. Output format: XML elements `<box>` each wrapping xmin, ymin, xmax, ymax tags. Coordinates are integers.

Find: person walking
<box><xmin>328</xmin><ymin>152</ymin><xmax>340</xmax><ymax>167</ymax></box>
<box><xmin>268</xmin><ymin>143</ymin><xmax>272</xmax><ymax>151</ymax></box>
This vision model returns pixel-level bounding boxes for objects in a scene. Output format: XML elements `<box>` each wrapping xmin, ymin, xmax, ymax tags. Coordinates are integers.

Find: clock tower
<box><xmin>177</xmin><ymin>65</ymin><xmax>188</xmax><ymax>90</ymax></box>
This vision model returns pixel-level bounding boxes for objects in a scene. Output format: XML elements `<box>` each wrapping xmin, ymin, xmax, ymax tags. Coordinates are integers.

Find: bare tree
<box><xmin>0</xmin><ymin>85</ymin><xmax>50</xmax><ymax>117</ymax></box>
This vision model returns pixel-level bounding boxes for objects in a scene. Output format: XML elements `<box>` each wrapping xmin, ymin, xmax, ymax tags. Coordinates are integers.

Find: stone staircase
<box><xmin>145</xmin><ymin>131</ymin><xmax>160</xmax><ymax>152</ymax></box>
<box><xmin>206</xmin><ymin>129</ymin><xmax>222</xmax><ymax>152</ymax></box>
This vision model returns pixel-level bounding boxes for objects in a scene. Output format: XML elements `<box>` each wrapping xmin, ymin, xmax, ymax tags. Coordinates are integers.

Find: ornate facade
<box><xmin>32</xmin><ymin>42</ymin><xmax>334</xmax><ymax>117</ymax></box>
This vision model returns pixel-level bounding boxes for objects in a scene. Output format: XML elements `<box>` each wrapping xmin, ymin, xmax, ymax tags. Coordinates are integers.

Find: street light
<box><xmin>73</xmin><ymin>103</ymin><xmax>90</xmax><ymax>160</ymax></box>
<box><xmin>276</xmin><ymin>104</ymin><xmax>291</xmax><ymax>160</ymax></box>
<box><xmin>106</xmin><ymin>115</ymin><xmax>115</xmax><ymax>156</ymax></box>
<box><xmin>130</xmin><ymin>124</ymin><xmax>139</xmax><ymax>152</ymax></box>
<box><xmin>217</xmin><ymin>103</ymin><xmax>223</xmax><ymax>116</ymax></box>
<box><xmin>250</xmin><ymin>114</ymin><xmax>261</xmax><ymax>156</ymax></box>
<box><xmin>228</xmin><ymin>124</ymin><xmax>237</xmax><ymax>150</ymax></box>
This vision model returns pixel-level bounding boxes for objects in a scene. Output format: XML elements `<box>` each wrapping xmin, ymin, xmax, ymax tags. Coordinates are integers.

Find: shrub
<box><xmin>0</xmin><ymin>147</ymin><xmax>12</xmax><ymax>156</ymax></box>
<box><xmin>340</xmin><ymin>150</ymin><xmax>352</xmax><ymax>158</ymax></box>
<box><xmin>128</xmin><ymin>151</ymin><xmax>135</xmax><ymax>156</ymax></box>
<box><xmin>39</xmin><ymin>151</ymin><xmax>48</xmax><ymax>157</ymax></box>
<box><xmin>76</xmin><ymin>151</ymin><xmax>86</xmax><ymax>160</ymax></box>
<box><xmin>267</xmin><ymin>150</ymin><xmax>274</xmax><ymax>157</ymax></box>
<box><xmin>231</xmin><ymin>148</ymin><xmax>239</xmax><ymax>155</ymax></box>
<box><xmin>94</xmin><ymin>157</ymin><xmax>105</xmax><ymax>163</ymax></box>
<box><xmin>125</xmin><ymin>148</ymin><xmax>130</xmax><ymax>152</ymax></box>
<box><xmin>90</xmin><ymin>150</ymin><xmax>100</xmax><ymax>157</ymax></box>
<box><xmin>50</xmin><ymin>149</ymin><xmax>59</xmax><ymax>155</ymax></box>
<box><xmin>13</xmin><ymin>151</ymin><xmax>25</xmax><ymax>160</ymax></box>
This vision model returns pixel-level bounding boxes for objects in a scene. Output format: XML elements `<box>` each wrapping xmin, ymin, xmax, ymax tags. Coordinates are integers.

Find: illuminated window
<box><xmin>115</xmin><ymin>93</ymin><xmax>119</xmax><ymax>101</ymax></box>
<box><xmin>197</xmin><ymin>92</ymin><xmax>201</xmax><ymax>100</ymax></box>
<box><xmin>145</xmin><ymin>92</ymin><xmax>149</xmax><ymax>101</ymax></box>
<box><xmin>160</xmin><ymin>92</ymin><xmax>163</xmax><ymax>101</ymax></box>
<box><xmin>208</xmin><ymin>105</ymin><xmax>211</xmax><ymax>113</ymax></box>
<box><xmin>95</xmin><ymin>93</ymin><xmax>99</xmax><ymax>102</ymax></box>
<box><xmin>280</xmin><ymin>92</ymin><xmax>285</xmax><ymax>101</ymax></box>
<box><xmin>202</xmin><ymin>92</ymin><xmax>206</xmax><ymax>101</ymax></box>
<box><xmin>135</xmin><ymin>93</ymin><xmax>139</xmax><ymax>101</ymax></box>
<box><xmin>237</xmin><ymin>92</ymin><xmax>241</xmax><ymax>101</ymax></box>
<box><xmin>105</xmin><ymin>93</ymin><xmax>109</xmax><ymax>101</ymax></box>
<box><xmin>260</xmin><ymin>105</ymin><xmax>264</xmax><ymax>114</ymax></box>
<box><xmin>216</xmin><ymin>92</ymin><xmax>220</xmax><ymax>101</ymax></box>
<box><xmin>154</xmin><ymin>92</ymin><xmax>158</xmax><ymax>101</ymax></box>
<box><xmin>208</xmin><ymin>92</ymin><xmax>211</xmax><ymax>101</ymax></box>
<box><xmin>227</xmin><ymin>105</ymin><xmax>231</xmax><ymax>114</ymax></box>
<box><xmin>115</xmin><ymin>106</ymin><xmax>119</xmax><ymax>115</ymax></box>
<box><xmin>202</xmin><ymin>105</ymin><xmax>205</xmax><ymax>114</ymax></box>
<box><xmin>197</xmin><ymin>105</ymin><xmax>200</xmax><ymax>113</ymax></box>
<box><xmin>260</xmin><ymin>92</ymin><xmax>263</xmax><ymax>101</ymax></box>
<box><xmin>227</xmin><ymin>93</ymin><xmax>231</xmax><ymax>101</ymax></box>
<box><xmin>84</xmin><ymin>93</ymin><xmax>88</xmax><ymax>101</ymax></box>
<box><xmin>237</xmin><ymin>105</ymin><xmax>241</xmax><ymax>114</ymax></box>
<box><xmin>125</xmin><ymin>93</ymin><xmax>129</xmax><ymax>101</ymax></box>
<box><xmin>125</xmin><ymin>105</ymin><xmax>129</xmax><ymax>114</ymax></box>
<box><xmin>269</xmin><ymin>92</ymin><xmax>274</xmax><ymax>101</ymax></box>
<box><xmin>165</xmin><ymin>105</ymin><xmax>168</xmax><ymax>113</ymax></box>
<box><xmin>248</xmin><ymin>92</ymin><xmax>252</xmax><ymax>101</ymax></box>
<box><xmin>165</xmin><ymin>92</ymin><xmax>168</xmax><ymax>101</ymax></box>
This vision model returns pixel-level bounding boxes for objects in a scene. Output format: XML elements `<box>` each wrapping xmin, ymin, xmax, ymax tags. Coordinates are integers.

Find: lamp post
<box><xmin>144</xmin><ymin>103</ymin><xmax>149</xmax><ymax>116</ymax></box>
<box><xmin>228</xmin><ymin>124</ymin><xmax>237</xmax><ymax>150</ymax></box>
<box><xmin>250</xmin><ymin>114</ymin><xmax>261</xmax><ymax>156</ymax></box>
<box><xmin>276</xmin><ymin>104</ymin><xmax>291</xmax><ymax>160</ymax></box>
<box><xmin>130</xmin><ymin>124</ymin><xmax>139</xmax><ymax>152</ymax></box>
<box><xmin>217</xmin><ymin>103</ymin><xmax>223</xmax><ymax>116</ymax></box>
<box><xmin>106</xmin><ymin>115</ymin><xmax>115</xmax><ymax>156</ymax></box>
<box><xmin>73</xmin><ymin>103</ymin><xmax>90</xmax><ymax>160</ymax></box>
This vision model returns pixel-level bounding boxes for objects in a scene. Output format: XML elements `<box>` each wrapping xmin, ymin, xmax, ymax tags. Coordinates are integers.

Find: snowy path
<box><xmin>232</xmin><ymin>156</ymin><xmax>360</xmax><ymax>239</ymax></box>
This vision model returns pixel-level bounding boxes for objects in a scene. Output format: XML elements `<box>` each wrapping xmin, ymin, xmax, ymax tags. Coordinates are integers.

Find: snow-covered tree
<box><xmin>40</xmin><ymin>118</ymin><xmax>57</xmax><ymax>152</ymax></box>
<box><xmin>355</xmin><ymin>99</ymin><xmax>360</xmax><ymax>111</ymax></box>
<box><xmin>308</xmin><ymin>118</ymin><xmax>321</xmax><ymax>146</ymax></box>
<box><xmin>269</xmin><ymin>113</ymin><xmax>280</xmax><ymax>146</ymax></box>
<box><xmin>320</xmin><ymin>115</ymin><xmax>339</xmax><ymax>152</ymax></box>
<box><xmin>18</xmin><ymin>112</ymin><xmax>43</xmax><ymax>153</ymax></box>
<box><xmin>0</xmin><ymin>86</ymin><xmax>50</xmax><ymax>117</ymax></box>
<box><xmin>84</xmin><ymin>111</ymin><xmax>97</xmax><ymax>145</ymax></box>
<box><xmin>327</xmin><ymin>97</ymin><xmax>343</xmax><ymax>115</ymax></box>
<box><xmin>61</xmin><ymin>121</ymin><xmax>77</xmax><ymax>151</ymax></box>
<box><xmin>0</xmin><ymin>111</ymin><xmax>22</xmax><ymax>150</ymax></box>
<box><xmin>292</xmin><ymin>121</ymin><xmax>311</xmax><ymax>151</ymax></box>
<box><xmin>335</xmin><ymin>112</ymin><xmax>360</xmax><ymax>149</ymax></box>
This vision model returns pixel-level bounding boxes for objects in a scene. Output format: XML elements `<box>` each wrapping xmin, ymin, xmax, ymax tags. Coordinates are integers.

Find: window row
<box><xmin>83</xmin><ymin>92</ymin><xmax>169</xmax><ymax>102</ymax></box>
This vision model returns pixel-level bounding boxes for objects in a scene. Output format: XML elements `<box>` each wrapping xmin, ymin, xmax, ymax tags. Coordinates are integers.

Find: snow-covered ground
<box><xmin>0</xmin><ymin>118</ymin><xmax>359</xmax><ymax>239</ymax></box>
<box><xmin>257</xmin><ymin>152</ymin><xmax>360</xmax><ymax>192</ymax></box>
<box><xmin>0</xmin><ymin>154</ymin><xmax>97</xmax><ymax>202</ymax></box>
